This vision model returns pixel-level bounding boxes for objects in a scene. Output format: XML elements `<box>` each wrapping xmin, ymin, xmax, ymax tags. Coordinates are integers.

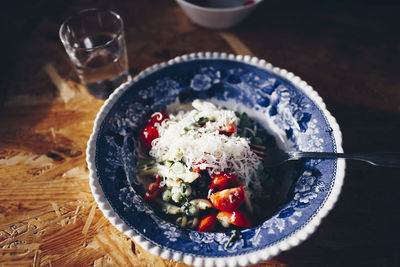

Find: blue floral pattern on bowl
<box><xmin>87</xmin><ymin>52</ymin><xmax>345</xmax><ymax>266</ymax></box>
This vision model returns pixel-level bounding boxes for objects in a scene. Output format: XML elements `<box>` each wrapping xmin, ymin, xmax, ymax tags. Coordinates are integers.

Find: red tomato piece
<box><xmin>210</xmin><ymin>172</ymin><xmax>240</xmax><ymax>191</ymax></box>
<box><xmin>141</xmin><ymin>125</ymin><xmax>159</xmax><ymax>149</ymax></box>
<box><xmin>198</xmin><ymin>214</ymin><xmax>217</xmax><ymax>232</ymax></box>
<box><xmin>243</xmin><ymin>0</ymin><xmax>255</xmax><ymax>6</ymax></box>
<box><xmin>144</xmin><ymin>188</ymin><xmax>161</xmax><ymax>200</ymax></box>
<box><xmin>144</xmin><ymin>175</ymin><xmax>162</xmax><ymax>200</ymax></box>
<box><xmin>148</xmin><ymin>111</ymin><xmax>169</xmax><ymax>126</ymax></box>
<box><xmin>216</xmin><ymin>210</ymin><xmax>251</xmax><ymax>228</ymax></box>
<box><xmin>148</xmin><ymin>175</ymin><xmax>161</xmax><ymax>193</ymax></box>
<box><xmin>219</xmin><ymin>122</ymin><xmax>236</xmax><ymax>135</ymax></box>
<box><xmin>209</xmin><ymin>186</ymin><xmax>245</xmax><ymax>212</ymax></box>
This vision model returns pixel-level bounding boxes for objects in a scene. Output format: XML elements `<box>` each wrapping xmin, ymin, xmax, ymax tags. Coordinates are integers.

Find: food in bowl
<box><xmin>138</xmin><ymin>99</ymin><xmax>282</xmax><ymax>232</ymax></box>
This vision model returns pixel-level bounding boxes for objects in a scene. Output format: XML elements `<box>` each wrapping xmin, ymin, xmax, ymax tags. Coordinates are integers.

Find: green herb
<box><xmin>225</xmin><ymin>230</ymin><xmax>240</xmax><ymax>249</ymax></box>
<box><xmin>182</xmin><ymin>184</ymin><xmax>188</xmax><ymax>194</ymax></box>
<box><xmin>197</xmin><ymin>117</ymin><xmax>209</xmax><ymax>126</ymax></box>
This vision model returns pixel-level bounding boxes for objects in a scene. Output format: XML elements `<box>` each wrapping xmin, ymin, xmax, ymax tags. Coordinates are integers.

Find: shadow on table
<box><xmin>274</xmin><ymin>100</ymin><xmax>400</xmax><ymax>266</ymax></box>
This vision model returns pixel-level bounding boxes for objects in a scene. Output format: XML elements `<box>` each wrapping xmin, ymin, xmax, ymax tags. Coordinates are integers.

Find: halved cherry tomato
<box><xmin>144</xmin><ymin>175</ymin><xmax>162</xmax><ymax>200</ymax></box>
<box><xmin>210</xmin><ymin>172</ymin><xmax>240</xmax><ymax>191</ymax></box>
<box><xmin>198</xmin><ymin>214</ymin><xmax>217</xmax><ymax>232</ymax></box>
<box><xmin>141</xmin><ymin>125</ymin><xmax>159</xmax><ymax>149</ymax></box>
<box><xmin>217</xmin><ymin>210</ymin><xmax>251</xmax><ymax>228</ymax></box>
<box><xmin>148</xmin><ymin>175</ymin><xmax>161</xmax><ymax>192</ymax></box>
<box><xmin>219</xmin><ymin>122</ymin><xmax>236</xmax><ymax>135</ymax></box>
<box><xmin>144</xmin><ymin>189</ymin><xmax>161</xmax><ymax>200</ymax></box>
<box><xmin>148</xmin><ymin>110</ymin><xmax>169</xmax><ymax>126</ymax></box>
<box><xmin>209</xmin><ymin>186</ymin><xmax>245</xmax><ymax>212</ymax></box>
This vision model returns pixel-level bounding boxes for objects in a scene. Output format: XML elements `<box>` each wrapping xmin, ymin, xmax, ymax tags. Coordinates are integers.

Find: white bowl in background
<box><xmin>175</xmin><ymin>0</ymin><xmax>263</xmax><ymax>29</ymax></box>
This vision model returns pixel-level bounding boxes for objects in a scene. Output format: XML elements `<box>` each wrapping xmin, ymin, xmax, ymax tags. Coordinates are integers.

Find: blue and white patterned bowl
<box><xmin>87</xmin><ymin>52</ymin><xmax>345</xmax><ymax>266</ymax></box>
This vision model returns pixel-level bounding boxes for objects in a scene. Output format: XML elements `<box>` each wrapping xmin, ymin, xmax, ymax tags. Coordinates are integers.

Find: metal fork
<box><xmin>250</xmin><ymin>144</ymin><xmax>400</xmax><ymax>168</ymax></box>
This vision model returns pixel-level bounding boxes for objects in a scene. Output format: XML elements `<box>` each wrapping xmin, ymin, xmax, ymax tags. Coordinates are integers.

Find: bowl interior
<box><xmin>186</xmin><ymin>0</ymin><xmax>256</xmax><ymax>9</ymax></box>
<box><xmin>92</xmin><ymin>58</ymin><xmax>340</xmax><ymax>257</ymax></box>
<box><xmin>177</xmin><ymin>0</ymin><xmax>262</xmax><ymax>12</ymax></box>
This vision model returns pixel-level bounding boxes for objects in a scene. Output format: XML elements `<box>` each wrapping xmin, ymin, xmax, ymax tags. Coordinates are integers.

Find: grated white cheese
<box><xmin>149</xmin><ymin>99</ymin><xmax>261</xmax><ymax>191</ymax></box>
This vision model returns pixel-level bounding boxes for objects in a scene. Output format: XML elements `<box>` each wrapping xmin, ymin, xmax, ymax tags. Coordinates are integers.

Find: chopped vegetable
<box><xmin>189</xmin><ymin>199</ymin><xmax>212</xmax><ymax>210</ymax></box>
<box><xmin>171</xmin><ymin>186</ymin><xmax>183</xmax><ymax>203</ymax></box>
<box><xmin>188</xmin><ymin>217</ymin><xmax>199</xmax><ymax>229</ymax></box>
<box><xmin>176</xmin><ymin>216</ymin><xmax>187</xmax><ymax>227</ymax></box>
<box><xmin>209</xmin><ymin>172</ymin><xmax>240</xmax><ymax>192</ymax></box>
<box><xmin>162</xmin><ymin>189</ymin><xmax>172</xmax><ymax>201</ymax></box>
<box><xmin>219</xmin><ymin>122</ymin><xmax>236</xmax><ymax>135</ymax></box>
<box><xmin>181</xmin><ymin>183</ymin><xmax>192</xmax><ymax>197</ymax></box>
<box><xmin>198</xmin><ymin>214</ymin><xmax>217</xmax><ymax>232</ymax></box>
<box><xmin>182</xmin><ymin>201</ymin><xmax>199</xmax><ymax>216</ymax></box>
<box><xmin>217</xmin><ymin>210</ymin><xmax>252</xmax><ymax>228</ymax></box>
<box><xmin>148</xmin><ymin>110</ymin><xmax>169</xmax><ymax>126</ymax></box>
<box><xmin>158</xmin><ymin>201</ymin><xmax>181</xmax><ymax>215</ymax></box>
<box><xmin>144</xmin><ymin>175</ymin><xmax>162</xmax><ymax>200</ymax></box>
<box><xmin>141</xmin><ymin>125</ymin><xmax>159</xmax><ymax>149</ymax></box>
<box><xmin>209</xmin><ymin>186</ymin><xmax>245</xmax><ymax>212</ymax></box>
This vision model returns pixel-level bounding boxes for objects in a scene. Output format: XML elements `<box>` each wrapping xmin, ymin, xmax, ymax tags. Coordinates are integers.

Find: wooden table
<box><xmin>1</xmin><ymin>1</ymin><xmax>400</xmax><ymax>266</ymax></box>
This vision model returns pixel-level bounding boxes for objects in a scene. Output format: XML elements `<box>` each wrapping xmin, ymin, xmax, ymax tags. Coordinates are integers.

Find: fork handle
<box><xmin>292</xmin><ymin>152</ymin><xmax>400</xmax><ymax>168</ymax></box>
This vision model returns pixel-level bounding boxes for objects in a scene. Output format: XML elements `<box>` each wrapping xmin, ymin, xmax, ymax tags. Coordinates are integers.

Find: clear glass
<box><xmin>59</xmin><ymin>8</ymin><xmax>130</xmax><ymax>99</ymax></box>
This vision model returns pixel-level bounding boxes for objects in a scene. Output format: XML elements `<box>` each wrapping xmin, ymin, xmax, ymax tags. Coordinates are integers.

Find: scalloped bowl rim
<box><xmin>86</xmin><ymin>52</ymin><xmax>345</xmax><ymax>267</ymax></box>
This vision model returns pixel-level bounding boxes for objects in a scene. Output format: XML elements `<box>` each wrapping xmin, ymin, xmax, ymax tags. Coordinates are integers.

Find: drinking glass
<box><xmin>59</xmin><ymin>8</ymin><xmax>130</xmax><ymax>99</ymax></box>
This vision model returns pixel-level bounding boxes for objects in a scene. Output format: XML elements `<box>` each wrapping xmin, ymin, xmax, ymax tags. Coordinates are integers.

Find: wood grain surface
<box><xmin>1</xmin><ymin>0</ymin><xmax>400</xmax><ymax>266</ymax></box>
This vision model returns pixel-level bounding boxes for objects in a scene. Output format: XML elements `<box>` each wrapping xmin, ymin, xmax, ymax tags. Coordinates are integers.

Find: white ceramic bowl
<box><xmin>175</xmin><ymin>0</ymin><xmax>263</xmax><ymax>29</ymax></box>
